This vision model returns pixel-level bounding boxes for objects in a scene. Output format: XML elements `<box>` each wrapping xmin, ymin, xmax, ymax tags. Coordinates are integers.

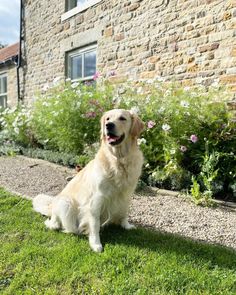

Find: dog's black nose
<box><xmin>106</xmin><ymin>122</ymin><xmax>115</xmax><ymax>130</ymax></box>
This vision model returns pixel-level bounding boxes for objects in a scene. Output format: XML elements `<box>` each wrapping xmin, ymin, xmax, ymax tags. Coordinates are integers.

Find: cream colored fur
<box><xmin>33</xmin><ymin>109</ymin><xmax>144</xmax><ymax>252</ymax></box>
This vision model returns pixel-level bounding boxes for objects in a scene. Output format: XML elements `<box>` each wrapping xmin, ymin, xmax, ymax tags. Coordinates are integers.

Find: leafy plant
<box><xmin>0</xmin><ymin>80</ymin><xmax>235</xmax><ymax>202</ymax></box>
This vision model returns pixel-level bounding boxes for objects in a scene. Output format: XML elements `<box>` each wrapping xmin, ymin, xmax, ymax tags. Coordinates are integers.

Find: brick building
<box><xmin>0</xmin><ymin>43</ymin><xmax>19</xmax><ymax>107</ymax></box>
<box><xmin>19</xmin><ymin>0</ymin><xmax>236</xmax><ymax>103</ymax></box>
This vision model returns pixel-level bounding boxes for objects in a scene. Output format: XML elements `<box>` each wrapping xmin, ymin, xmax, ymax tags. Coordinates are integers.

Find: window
<box><xmin>63</xmin><ymin>0</ymin><xmax>101</xmax><ymax>21</ymax></box>
<box><xmin>66</xmin><ymin>0</ymin><xmax>97</xmax><ymax>11</ymax></box>
<box><xmin>0</xmin><ymin>73</ymin><xmax>7</xmax><ymax>108</ymax></box>
<box><xmin>66</xmin><ymin>44</ymin><xmax>97</xmax><ymax>81</ymax></box>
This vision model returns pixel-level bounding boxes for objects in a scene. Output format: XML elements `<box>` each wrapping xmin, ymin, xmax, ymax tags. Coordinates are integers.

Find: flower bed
<box><xmin>0</xmin><ymin>80</ymin><xmax>235</xmax><ymax>204</ymax></box>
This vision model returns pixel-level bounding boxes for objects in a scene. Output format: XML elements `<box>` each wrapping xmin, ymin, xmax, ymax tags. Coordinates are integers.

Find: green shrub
<box><xmin>0</xmin><ymin>80</ymin><xmax>235</xmax><ymax>202</ymax></box>
<box><xmin>31</xmin><ymin>82</ymin><xmax>113</xmax><ymax>154</ymax></box>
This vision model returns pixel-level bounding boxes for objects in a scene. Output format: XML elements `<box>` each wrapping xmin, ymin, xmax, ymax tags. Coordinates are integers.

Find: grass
<box><xmin>0</xmin><ymin>188</ymin><xmax>236</xmax><ymax>295</ymax></box>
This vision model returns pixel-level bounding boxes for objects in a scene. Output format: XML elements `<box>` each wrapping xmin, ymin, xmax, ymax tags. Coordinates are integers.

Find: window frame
<box><xmin>0</xmin><ymin>72</ymin><xmax>7</xmax><ymax>108</ymax></box>
<box><xmin>62</xmin><ymin>0</ymin><xmax>102</xmax><ymax>21</ymax></box>
<box><xmin>66</xmin><ymin>44</ymin><xmax>97</xmax><ymax>82</ymax></box>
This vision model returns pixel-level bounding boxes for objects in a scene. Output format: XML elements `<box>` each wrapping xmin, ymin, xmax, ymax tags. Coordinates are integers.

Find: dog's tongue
<box><xmin>107</xmin><ymin>135</ymin><xmax>120</xmax><ymax>143</ymax></box>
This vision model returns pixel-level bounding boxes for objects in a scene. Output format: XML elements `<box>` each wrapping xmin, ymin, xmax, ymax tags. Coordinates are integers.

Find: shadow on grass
<box><xmin>100</xmin><ymin>225</ymin><xmax>236</xmax><ymax>270</ymax></box>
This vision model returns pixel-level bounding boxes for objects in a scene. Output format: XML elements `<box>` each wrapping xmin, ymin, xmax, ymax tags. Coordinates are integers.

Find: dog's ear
<box><xmin>130</xmin><ymin>112</ymin><xmax>145</xmax><ymax>138</ymax></box>
<box><xmin>100</xmin><ymin>114</ymin><xmax>106</xmax><ymax>141</ymax></box>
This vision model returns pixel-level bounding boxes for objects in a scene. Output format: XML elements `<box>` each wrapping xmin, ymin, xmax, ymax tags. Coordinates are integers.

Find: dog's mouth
<box><xmin>106</xmin><ymin>133</ymin><xmax>125</xmax><ymax>146</ymax></box>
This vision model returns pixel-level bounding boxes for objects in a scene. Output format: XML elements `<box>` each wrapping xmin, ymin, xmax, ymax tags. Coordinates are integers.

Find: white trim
<box><xmin>62</xmin><ymin>0</ymin><xmax>102</xmax><ymax>21</ymax></box>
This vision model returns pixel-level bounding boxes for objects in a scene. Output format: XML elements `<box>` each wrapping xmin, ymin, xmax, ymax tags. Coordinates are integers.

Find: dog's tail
<box><xmin>33</xmin><ymin>194</ymin><xmax>54</xmax><ymax>217</ymax></box>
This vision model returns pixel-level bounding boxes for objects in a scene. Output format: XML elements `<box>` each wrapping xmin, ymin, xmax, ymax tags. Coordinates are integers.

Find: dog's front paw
<box><xmin>90</xmin><ymin>243</ymin><xmax>103</xmax><ymax>253</ymax></box>
<box><xmin>121</xmin><ymin>219</ymin><xmax>136</xmax><ymax>230</ymax></box>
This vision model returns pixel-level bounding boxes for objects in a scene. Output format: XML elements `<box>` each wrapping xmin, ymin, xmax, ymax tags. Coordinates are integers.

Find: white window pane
<box><xmin>0</xmin><ymin>95</ymin><xmax>7</xmax><ymax>108</ymax></box>
<box><xmin>84</xmin><ymin>50</ymin><xmax>96</xmax><ymax>78</ymax></box>
<box><xmin>3</xmin><ymin>76</ymin><xmax>7</xmax><ymax>93</ymax></box>
<box><xmin>0</xmin><ymin>76</ymin><xmax>7</xmax><ymax>94</ymax></box>
<box><xmin>71</xmin><ymin>55</ymin><xmax>82</xmax><ymax>80</ymax></box>
<box><xmin>77</xmin><ymin>0</ymin><xmax>87</xmax><ymax>5</ymax></box>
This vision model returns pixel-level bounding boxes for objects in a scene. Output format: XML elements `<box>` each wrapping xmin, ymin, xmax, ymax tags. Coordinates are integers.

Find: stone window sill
<box><xmin>61</xmin><ymin>0</ymin><xmax>102</xmax><ymax>21</ymax></box>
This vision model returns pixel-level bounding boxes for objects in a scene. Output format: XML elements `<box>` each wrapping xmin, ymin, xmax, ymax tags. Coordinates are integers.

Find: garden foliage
<box><xmin>0</xmin><ymin>80</ymin><xmax>235</xmax><ymax>203</ymax></box>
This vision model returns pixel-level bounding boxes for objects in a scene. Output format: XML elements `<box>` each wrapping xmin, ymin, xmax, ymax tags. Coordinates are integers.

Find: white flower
<box><xmin>184</xmin><ymin>86</ymin><xmax>191</xmax><ymax>91</ymax></box>
<box><xmin>42</xmin><ymin>101</ymin><xmax>50</xmax><ymax>107</ymax></box>
<box><xmin>162</xmin><ymin>124</ymin><xmax>171</xmax><ymax>131</ymax></box>
<box><xmin>76</xmin><ymin>89</ymin><xmax>82</xmax><ymax>96</ymax></box>
<box><xmin>147</xmin><ymin>79</ymin><xmax>154</xmax><ymax>84</ymax></box>
<box><xmin>52</xmin><ymin>111</ymin><xmax>59</xmax><ymax>116</ymax></box>
<box><xmin>43</xmin><ymin>83</ymin><xmax>50</xmax><ymax>91</ymax></box>
<box><xmin>180</xmin><ymin>100</ymin><xmax>189</xmax><ymax>108</ymax></box>
<box><xmin>156</xmin><ymin>76</ymin><xmax>165</xmax><ymax>82</ymax></box>
<box><xmin>14</xmin><ymin>127</ymin><xmax>19</xmax><ymax>134</ymax></box>
<box><xmin>137</xmin><ymin>138</ymin><xmax>147</xmax><ymax>145</ymax></box>
<box><xmin>71</xmin><ymin>82</ymin><xmax>79</xmax><ymax>89</ymax></box>
<box><xmin>146</xmin><ymin>95</ymin><xmax>151</xmax><ymax>103</ymax></box>
<box><xmin>211</xmin><ymin>79</ymin><xmax>219</xmax><ymax>87</ymax></box>
<box><xmin>137</xmin><ymin>87</ymin><xmax>143</xmax><ymax>94</ymax></box>
<box><xmin>158</xmin><ymin>106</ymin><xmax>165</xmax><ymax>113</ymax></box>
<box><xmin>170</xmin><ymin>149</ymin><xmax>176</xmax><ymax>155</ymax></box>
<box><xmin>130</xmin><ymin>106</ymin><xmax>140</xmax><ymax>115</ymax></box>
<box><xmin>145</xmin><ymin>163</ymin><xmax>150</xmax><ymax>168</ymax></box>
<box><xmin>53</xmin><ymin>76</ymin><xmax>63</xmax><ymax>86</ymax></box>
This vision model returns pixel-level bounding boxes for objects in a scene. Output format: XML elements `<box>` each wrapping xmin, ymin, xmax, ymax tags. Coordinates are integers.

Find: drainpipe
<box><xmin>17</xmin><ymin>0</ymin><xmax>23</xmax><ymax>104</ymax></box>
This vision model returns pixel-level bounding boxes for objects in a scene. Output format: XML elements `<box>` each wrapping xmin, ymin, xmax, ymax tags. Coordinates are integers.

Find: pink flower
<box><xmin>190</xmin><ymin>134</ymin><xmax>198</xmax><ymax>143</ymax></box>
<box><xmin>180</xmin><ymin>145</ymin><xmax>187</xmax><ymax>152</ymax></box>
<box><xmin>85</xmin><ymin>111</ymin><xmax>97</xmax><ymax>118</ymax></box>
<box><xmin>147</xmin><ymin>120</ymin><xmax>156</xmax><ymax>129</ymax></box>
<box><xmin>89</xmin><ymin>99</ymin><xmax>100</xmax><ymax>107</ymax></box>
<box><xmin>93</xmin><ymin>72</ymin><xmax>100</xmax><ymax>80</ymax></box>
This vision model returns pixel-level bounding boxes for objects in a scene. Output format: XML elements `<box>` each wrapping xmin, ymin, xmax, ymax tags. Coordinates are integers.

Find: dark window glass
<box><xmin>71</xmin><ymin>55</ymin><xmax>82</xmax><ymax>80</ymax></box>
<box><xmin>84</xmin><ymin>50</ymin><xmax>96</xmax><ymax>77</ymax></box>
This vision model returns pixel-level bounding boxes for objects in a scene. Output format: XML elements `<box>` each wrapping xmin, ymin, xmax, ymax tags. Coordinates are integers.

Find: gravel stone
<box><xmin>0</xmin><ymin>156</ymin><xmax>235</xmax><ymax>250</ymax></box>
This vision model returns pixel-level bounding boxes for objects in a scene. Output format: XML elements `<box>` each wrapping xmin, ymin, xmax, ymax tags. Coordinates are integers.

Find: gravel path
<box><xmin>0</xmin><ymin>155</ymin><xmax>236</xmax><ymax>250</ymax></box>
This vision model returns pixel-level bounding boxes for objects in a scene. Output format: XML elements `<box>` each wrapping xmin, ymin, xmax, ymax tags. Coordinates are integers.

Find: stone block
<box><xmin>231</xmin><ymin>47</ymin><xmax>236</xmax><ymax>56</ymax></box>
<box><xmin>115</xmin><ymin>33</ymin><xmax>125</xmax><ymax>41</ymax></box>
<box><xmin>227</xmin><ymin>67</ymin><xmax>236</xmax><ymax>75</ymax></box>
<box><xmin>139</xmin><ymin>71</ymin><xmax>156</xmax><ymax>79</ymax></box>
<box><xmin>129</xmin><ymin>3</ymin><xmax>140</xmax><ymax>11</ymax></box>
<box><xmin>149</xmin><ymin>56</ymin><xmax>160</xmax><ymax>63</ymax></box>
<box><xmin>223</xmin><ymin>12</ymin><xmax>232</xmax><ymax>20</ymax></box>
<box><xmin>174</xmin><ymin>65</ymin><xmax>187</xmax><ymax>74</ymax></box>
<box><xmin>103</xmin><ymin>26</ymin><xmax>113</xmax><ymax>37</ymax></box>
<box><xmin>220</xmin><ymin>75</ymin><xmax>236</xmax><ymax>84</ymax></box>
<box><xmin>108</xmin><ymin>75</ymin><xmax>128</xmax><ymax>83</ymax></box>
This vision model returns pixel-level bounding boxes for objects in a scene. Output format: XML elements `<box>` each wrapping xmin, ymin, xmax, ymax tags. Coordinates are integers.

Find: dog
<box><xmin>33</xmin><ymin>109</ymin><xmax>144</xmax><ymax>252</ymax></box>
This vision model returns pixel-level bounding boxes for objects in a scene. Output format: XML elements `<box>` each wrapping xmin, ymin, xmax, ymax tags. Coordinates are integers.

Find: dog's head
<box><xmin>101</xmin><ymin>109</ymin><xmax>144</xmax><ymax>146</ymax></box>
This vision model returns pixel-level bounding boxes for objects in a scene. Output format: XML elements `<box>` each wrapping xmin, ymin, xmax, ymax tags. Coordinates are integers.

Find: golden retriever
<box><xmin>33</xmin><ymin>109</ymin><xmax>144</xmax><ymax>252</ymax></box>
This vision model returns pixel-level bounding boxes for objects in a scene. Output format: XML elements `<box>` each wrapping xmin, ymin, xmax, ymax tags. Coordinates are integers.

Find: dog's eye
<box><xmin>119</xmin><ymin>116</ymin><xmax>127</xmax><ymax>121</ymax></box>
<box><xmin>106</xmin><ymin>117</ymin><xmax>110</xmax><ymax>121</ymax></box>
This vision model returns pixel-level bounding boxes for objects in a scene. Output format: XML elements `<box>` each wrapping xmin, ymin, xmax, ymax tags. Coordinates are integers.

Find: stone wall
<box><xmin>22</xmin><ymin>0</ymin><xmax>236</xmax><ymax>103</ymax></box>
<box><xmin>0</xmin><ymin>64</ymin><xmax>18</xmax><ymax>107</ymax></box>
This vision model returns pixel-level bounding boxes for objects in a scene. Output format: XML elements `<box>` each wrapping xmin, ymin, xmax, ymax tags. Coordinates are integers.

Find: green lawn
<box><xmin>1</xmin><ymin>188</ymin><xmax>236</xmax><ymax>295</ymax></box>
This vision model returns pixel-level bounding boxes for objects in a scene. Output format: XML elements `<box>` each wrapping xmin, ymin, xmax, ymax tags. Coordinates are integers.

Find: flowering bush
<box><xmin>115</xmin><ymin>81</ymin><xmax>235</xmax><ymax>200</ymax></box>
<box><xmin>0</xmin><ymin>105</ymin><xmax>32</xmax><ymax>147</ymax></box>
<box><xmin>0</xmin><ymin>80</ymin><xmax>235</xmax><ymax>202</ymax></box>
<box><xmin>31</xmin><ymin>82</ymin><xmax>113</xmax><ymax>154</ymax></box>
